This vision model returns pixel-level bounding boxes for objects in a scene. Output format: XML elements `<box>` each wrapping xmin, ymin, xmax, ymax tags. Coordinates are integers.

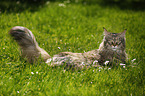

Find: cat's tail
<box><xmin>9</xmin><ymin>26</ymin><xmax>51</xmax><ymax>63</ymax></box>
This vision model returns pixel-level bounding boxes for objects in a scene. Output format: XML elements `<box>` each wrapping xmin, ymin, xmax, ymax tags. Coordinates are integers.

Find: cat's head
<box><xmin>103</xmin><ymin>27</ymin><xmax>127</xmax><ymax>51</ymax></box>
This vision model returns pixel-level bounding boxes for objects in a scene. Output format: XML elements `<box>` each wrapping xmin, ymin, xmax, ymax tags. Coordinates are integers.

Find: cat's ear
<box><xmin>120</xmin><ymin>29</ymin><xmax>127</xmax><ymax>36</ymax></box>
<box><xmin>103</xmin><ymin>27</ymin><xmax>109</xmax><ymax>35</ymax></box>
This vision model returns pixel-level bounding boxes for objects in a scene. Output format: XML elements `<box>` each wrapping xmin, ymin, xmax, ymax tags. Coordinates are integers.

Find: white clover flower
<box><xmin>36</xmin><ymin>71</ymin><xmax>38</xmax><ymax>74</ymax></box>
<box><xmin>31</xmin><ymin>72</ymin><xmax>34</xmax><ymax>75</ymax></box>
<box><xmin>46</xmin><ymin>1</ymin><xmax>50</xmax><ymax>5</ymax></box>
<box><xmin>58</xmin><ymin>3</ymin><xmax>66</xmax><ymax>7</ymax></box>
<box><xmin>131</xmin><ymin>58</ymin><xmax>136</xmax><ymax>63</ymax></box>
<box><xmin>58</xmin><ymin>47</ymin><xmax>61</xmax><ymax>49</ymax></box>
<box><xmin>123</xmin><ymin>66</ymin><xmax>125</xmax><ymax>68</ymax></box>
<box><xmin>104</xmin><ymin>61</ymin><xmax>109</xmax><ymax>65</ymax></box>
<box><xmin>120</xmin><ymin>63</ymin><xmax>126</xmax><ymax>66</ymax></box>
<box><xmin>17</xmin><ymin>91</ymin><xmax>19</xmax><ymax>93</ymax></box>
<box><xmin>99</xmin><ymin>67</ymin><xmax>102</xmax><ymax>69</ymax></box>
<box><xmin>108</xmin><ymin>68</ymin><xmax>111</xmax><ymax>70</ymax></box>
<box><xmin>93</xmin><ymin>60</ymin><xmax>98</xmax><ymax>65</ymax></box>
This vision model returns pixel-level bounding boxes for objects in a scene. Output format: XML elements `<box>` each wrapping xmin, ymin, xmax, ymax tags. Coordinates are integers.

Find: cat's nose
<box><xmin>112</xmin><ymin>42</ymin><xmax>116</xmax><ymax>46</ymax></box>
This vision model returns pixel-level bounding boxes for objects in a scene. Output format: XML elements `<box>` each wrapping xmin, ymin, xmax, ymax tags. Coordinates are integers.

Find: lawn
<box><xmin>0</xmin><ymin>0</ymin><xmax>144</xmax><ymax>95</ymax></box>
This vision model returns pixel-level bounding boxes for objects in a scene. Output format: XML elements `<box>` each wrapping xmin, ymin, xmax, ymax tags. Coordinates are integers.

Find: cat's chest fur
<box><xmin>97</xmin><ymin>49</ymin><xmax>126</xmax><ymax>65</ymax></box>
<box><xmin>100</xmin><ymin>48</ymin><xmax>125</xmax><ymax>58</ymax></box>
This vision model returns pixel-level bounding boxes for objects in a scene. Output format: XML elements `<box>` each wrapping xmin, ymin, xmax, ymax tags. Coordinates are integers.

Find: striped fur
<box><xmin>9</xmin><ymin>26</ymin><xmax>127</xmax><ymax>68</ymax></box>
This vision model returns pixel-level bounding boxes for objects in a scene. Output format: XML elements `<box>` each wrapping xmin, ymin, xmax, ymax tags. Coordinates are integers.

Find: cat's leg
<box><xmin>9</xmin><ymin>26</ymin><xmax>51</xmax><ymax>63</ymax></box>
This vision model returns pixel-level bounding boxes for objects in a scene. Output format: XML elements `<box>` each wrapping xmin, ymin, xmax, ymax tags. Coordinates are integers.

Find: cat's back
<box><xmin>56</xmin><ymin>50</ymin><xmax>100</xmax><ymax>63</ymax></box>
<box><xmin>83</xmin><ymin>49</ymin><xmax>100</xmax><ymax>63</ymax></box>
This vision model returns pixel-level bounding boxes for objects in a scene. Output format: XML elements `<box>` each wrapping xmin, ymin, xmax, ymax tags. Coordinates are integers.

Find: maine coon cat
<box><xmin>98</xmin><ymin>28</ymin><xmax>127</xmax><ymax>66</ymax></box>
<box><xmin>9</xmin><ymin>26</ymin><xmax>127</xmax><ymax>69</ymax></box>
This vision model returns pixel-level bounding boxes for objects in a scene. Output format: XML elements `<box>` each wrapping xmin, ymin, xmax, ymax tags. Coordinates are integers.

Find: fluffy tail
<box><xmin>9</xmin><ymin>26</ymin><xmax>51</xmax><ymax>63</ymax></box>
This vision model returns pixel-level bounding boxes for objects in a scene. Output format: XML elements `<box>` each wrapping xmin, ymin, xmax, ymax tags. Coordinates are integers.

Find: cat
<box><xmin>9</xmin><ymin>26</ymin><xmax>127</xmax><ymax>69</ymax></box>
<box><xmin>98</xmin><ymin>28</ymin><xmax>127</xmax><ymax>66</ymax></box>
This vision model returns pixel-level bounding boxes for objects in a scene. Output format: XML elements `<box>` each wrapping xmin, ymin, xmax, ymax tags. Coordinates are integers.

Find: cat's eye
<box><xmin>108</xmin><ymin>41</ymin><xmax>112</xmax><ymax>45</ymax></box>
<box><xmin>116</xmin><ymin>42</ymin><xmax>118</xmax><ymax>45</ymax></box>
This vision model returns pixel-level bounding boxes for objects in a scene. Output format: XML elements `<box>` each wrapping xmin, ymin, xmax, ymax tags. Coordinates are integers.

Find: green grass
<box><xmin>0</xmin><ymin>1</ymin><xmax>144</xmax><ymax>95</ymax></box>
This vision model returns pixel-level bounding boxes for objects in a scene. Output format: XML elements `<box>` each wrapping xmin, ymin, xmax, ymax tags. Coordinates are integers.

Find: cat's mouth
<box><xmin>111</xmin><ymin>46</ymin><xmax>118</xmax><ymax>51</ymax></box>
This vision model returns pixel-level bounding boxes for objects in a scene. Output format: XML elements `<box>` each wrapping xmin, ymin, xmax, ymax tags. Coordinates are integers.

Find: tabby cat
<box><xmin>9</xmin><ymin>26</ymin><xmax>127</xmax><ymax>69</ymax></box>
<box><xmin>98</xmin><ymin>28</ymin><xmax>127</xmax><ymax>66</ymax></box>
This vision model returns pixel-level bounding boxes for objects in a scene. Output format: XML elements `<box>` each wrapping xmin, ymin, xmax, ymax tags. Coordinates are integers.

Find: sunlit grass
<box><xmin>0</xmin><ymin>1</ymin><xmax>144</xmax><ymax>95</ymax></box>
